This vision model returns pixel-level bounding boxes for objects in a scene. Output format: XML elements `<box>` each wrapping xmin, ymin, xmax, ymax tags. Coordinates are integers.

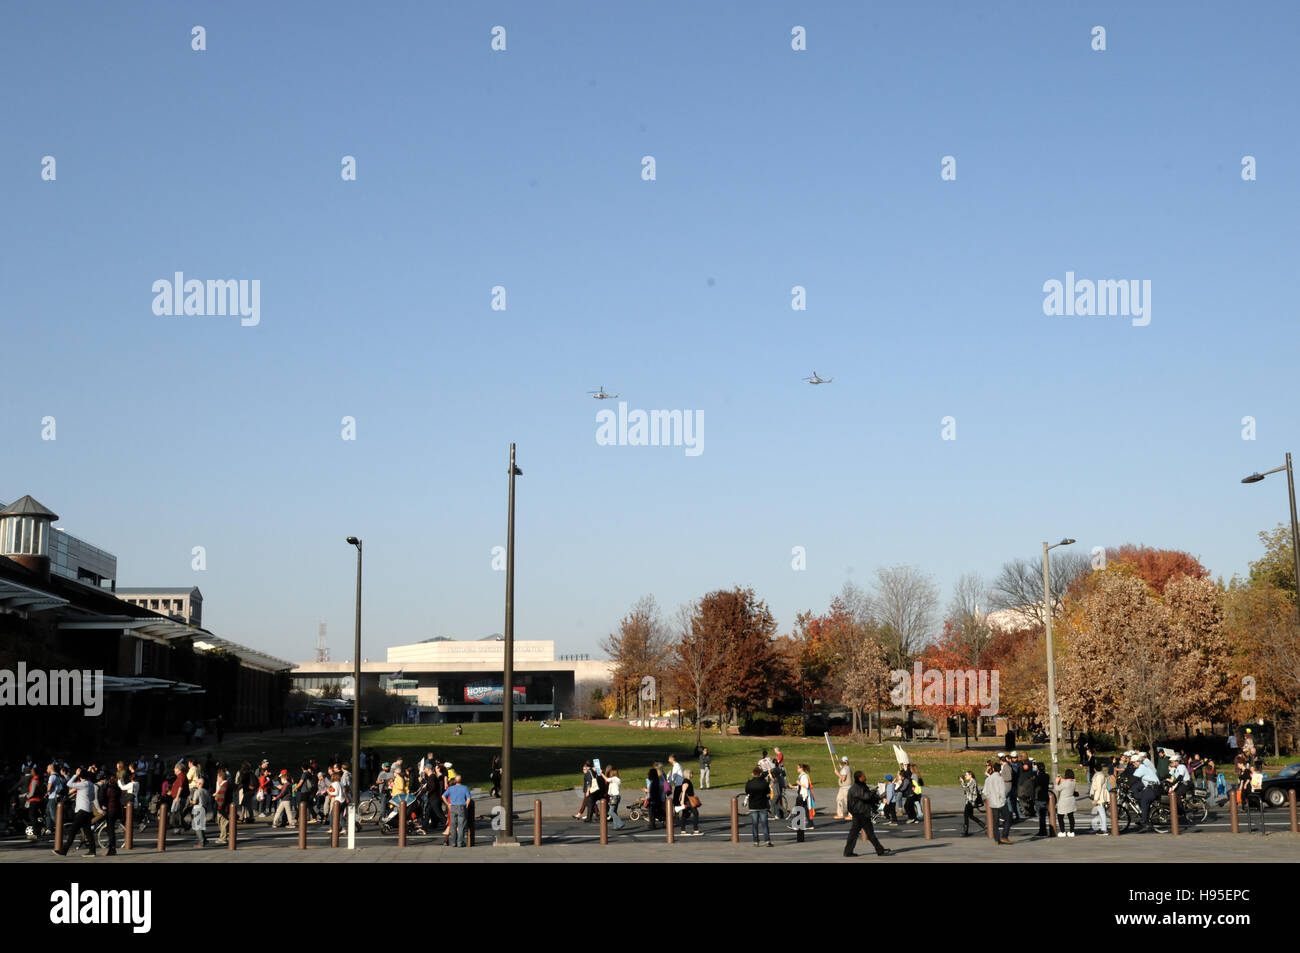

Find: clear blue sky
<box><xmin>3</xmin><ymin>2</ymin><xmax>1297</xmax><ymax>664</ymax></box>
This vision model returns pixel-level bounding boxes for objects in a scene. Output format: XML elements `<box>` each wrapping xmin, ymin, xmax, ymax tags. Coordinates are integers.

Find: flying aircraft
<box><xmin>588</xmin><ymin>386</ymin><xmax>620</xmax><ymax>399</ymax></box>
<box><xmin>803</xmin><ymin>371</ymin><xmax>833</xmax><ymax>384</ymax></box>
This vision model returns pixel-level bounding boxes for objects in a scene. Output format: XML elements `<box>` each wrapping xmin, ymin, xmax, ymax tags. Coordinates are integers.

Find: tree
<box><xmin>691</xmin><ymin>587</ymin><xmax>780</xmax><ymax>731</ymax></box>
<box><xmin>600</xmin><ymin>595</ymin><xmax>672</xmax><ymax>720</ymax></box>
<box><xmin>1107</xmin><ymin>544</ymin><xmax>1208</xmax><ymax>594</ymax></box>
<box><xmin>916</xmin><ymin>622</ymin><xmax>985</xmax><ymax>750</ymax></box>
<box><xmin>990</xmin><ymin>552</ymin><xmax>1091</xmax><ymax>630</ymax></box>
<box><xmin>1248</xmin><ymin>524</ymin><xmax>1297</xmax><ymax>596</ymax></box>
<box><xmin>947</xmin><ymin>573</ymin><xmax>995</xmax><ymax>667</ymax></box>
<box><xmin>668</xmin><ymin>600</ymin><xmax>723</xmax><ymax>748</ymax></box>
<box><xmin>872</xmin><ymin>565</ymin><xmax>939</xmax><ymax>672</ymax></box>
<box><xmin>840</xmin><ymin>636</ymin><xmax>892</xmax><ymax>742</ymax></box>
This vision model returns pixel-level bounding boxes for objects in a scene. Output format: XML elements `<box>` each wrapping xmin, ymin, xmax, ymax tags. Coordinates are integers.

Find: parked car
<box><xmin>1259</xmin><ymin>762</ymin><xmax>1300</xmax><ymax>808</ymax></box>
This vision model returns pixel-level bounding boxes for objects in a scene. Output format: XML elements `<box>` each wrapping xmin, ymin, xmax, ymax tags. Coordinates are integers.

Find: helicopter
<box><xmin>802</xmin><ymin>371</ymin><xmax>833</xmax><ymax>385</ymax></box>
<box><xmin>588</xmin><ymin>386</ymin><xmax>620</xmax><ymax>399</ymax></box>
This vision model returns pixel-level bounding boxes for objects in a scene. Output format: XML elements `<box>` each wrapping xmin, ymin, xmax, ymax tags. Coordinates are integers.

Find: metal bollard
<box><xmin>331</xmin><ymin>802</ymin><xmax>340</xmax><ymax>847</ymax></box>
<box><xmin>1169</xmin><ymin>792</ymin><xmax>1179</xmax><ymax>836</ymax></box>
<box><xmin>730</xmin><ymin>796</ymin><xmax>739</xmax><ymax>843</ymax></box>
<box><xmin>468</xmin><ymin>802</ymin><xmax>475</xmax><ymax>846</ymax></box>
<box><xmin>124</xmin><ymin>803</ymin><xmax>133</xmax><ymax>851</ymax></box>
<box><xmin>666</xmin><ymin>798</ymin><xmax>675</xmax><ymax>844</ymax></box>
<box><xmin>1229</xmin><ymin>793</ymin><xmax>1239</xmax><ymax>833</ymax></box>
<box><xmin>398</xmin><ymin>801</ymin><xmax>407</xmax><ymax>846</ymax></box>
<box><xmin>298</xmin><ymin>802</ymin><xmax>308</xmax><ymax>849</ymax></box>
<box><xmin>985</xmin><ymin>802</ymin><xmax>995</xmax><ymax>840</ymax></box>
<box><xmin>922</xmin><ymin>796</ymin><xmax>933</xmax><ymax>840</ymax></box>
<box><xmin>1109</xmin><ymin>794</ymin><xmax>1119</xmax><ymax>837</ymax></box>
<box><xmin>1048</xmin><ymin>794</ymin><xmax>1057</xmax><ymax>836</ymax></box>
<box><xmin>157</xmin><ymin>803</ymin><xmax>167</xmax><ymax>851</ymax></box>
<box><xmin>533</xmin><ymin>799</ymin><xmax>541</xmax><ymax>846</ymax></box>
<box><xmin>1289</xmin><ymin>789</ymin><xmax>1298</xmax><ymax>834</ymax></box>
<box><xmin>229</xmin><ymin>803</ymin><xmax>238</xmax><ymax>850</ymax></box>
<box><xmin>54</xmin><ymin>801</ymin><xmax>65</xmax><ymax>853</ymax></box>
<box><xmin>599</xmin><ymin>797</ymin><xmax>608</xmax><ymax>845</ymax></box>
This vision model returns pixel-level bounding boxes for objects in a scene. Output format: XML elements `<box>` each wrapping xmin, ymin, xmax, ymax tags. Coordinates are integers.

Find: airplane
<box><xmin>803</xmin><ymin>371</ymin><xmax>833</xmax><ymax>384</ymax></box>
<box><xmin>588</xmin><ymin>386</ymin><xmax>620</xmax><ymax>399</ymax></box>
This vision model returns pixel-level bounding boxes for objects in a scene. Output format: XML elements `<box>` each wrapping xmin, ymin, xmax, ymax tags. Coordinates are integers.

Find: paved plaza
<box><xmin>5</xmin><ymin>784</ymin><xmax>1295</xmax><ymax>863</ymax></box>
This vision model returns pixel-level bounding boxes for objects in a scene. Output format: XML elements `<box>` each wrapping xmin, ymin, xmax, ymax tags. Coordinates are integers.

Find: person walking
<box><xmin>44</xmin><ymin>763</ymin><xmax>65</xmax><ymax>839</ymax></box>
<box><xmin>744</xmin><ymin>767</ymin><xmax>774</xmax><ymax>847</ymax></box>
<box><xmin>605</xmin><ymin>766</ymin><xmax>625</xmax><ymax>830</ymax></box>
<box><xmin>23</xmin><ymin>766</ymin><xmax>42</xmax><ymax>839</ymax></box>
<box><xmin>1089</xmin><ymin>765</ymin><xmax>1111</xmax><ymax>835</ymax></box>
<box><xmin>271</xmin><ymin>770</ymin><xmax>294</xmax><ymax>828</ymax></box>
<box><xmin>102</xmin><ymin>770</ymin><xmax>121</xmax><ymax>856</ymax></box>
<box><xmin>960</xmin><ymin>770</ymin><xmax>984</xmax><ymax>836</ymax></box>
<box><xmin>582</xmin><ymin>761</ymin><xmax>607</xmax><ymax>824</ymax></box>
<box><xmin>1033</xmin><ymin>762</ymin><xmax>1051</xmax><ymax>837</ymax></box>
<box><xmin>984</xmin><ymin>761</ymin><xmax>1013</xmax><ymax>845</ymax></box>
<box><xmin>54</xmin><ymin>768</ymin><xmax>96</xmax><ymax>856</ymax></box>
<box><xmin>1054</xmin><ymin>770</ymin><xmax>1078</xmax><ymax>837</ymax></box>
<box><xmin>844</xmin><ymin>770</ymin><xmax>892</xmax><ymax>858</ymax></box>
<box><xmin>794</xmin><ymin>764</ymin><xmax>816</xmax><ymax>828</ymax></box>
<box><xmin>645</xmin><ymin>762</ymin><xmax>665</xmax><ymax>830</ymax></box>
<box><xmin>189</xmin><ymin>777</ymin><xmax>213</xmax><ymax>848</ymax></box>
<box><xmin>676</xmin><ymin>769</ymin><xmax>702</xmax><ymax>834</ymax></box>
<box><xmin>443</xmin><ymin>774</ymin><xmax>472</xmax><ymax>847</ymax></box>
<box><xmin>214</xmin><ymin>768</ymin><xmax>231</xmax><ymax>843</ymax></box>
<box><xmin>834</xmin><ymin>756</ymin><xmax>852</xmax><ymax>819</ymax></box>
<box><xmin>698</xmin><ymin>747</ymin><xmax>711</xmax><ymax>790</ymax></box>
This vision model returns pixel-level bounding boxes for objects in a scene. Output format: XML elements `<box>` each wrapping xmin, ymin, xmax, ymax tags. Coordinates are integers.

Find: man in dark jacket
<box><xmin>1016</xmin><ymin>759</ymin><xmax>1036</xmax><ymax>821</ymax></box>
<box><xmin>844</xmin><ymin>771</ymin><xmax>891</xmax><ymax>858</ymax></box>
<box><xmin>1032</xmin><ymin>762</ymin><xmax>1051</xmax><ymax>837</ymax></box>
<box><xmin>744</xmin><ymin>767</ymin><xmax>773</xmax><ymax>846</ymax></box>
<box><xmin>102</xmin><ymin>771</ymin><xmax>121</xmax><ymax>855</ymax></box>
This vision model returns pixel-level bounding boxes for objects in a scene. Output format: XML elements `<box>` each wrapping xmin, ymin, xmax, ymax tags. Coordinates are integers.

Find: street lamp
<box><xmin>1240</xmin><ymin>452</ymin><xmax>1300</xmax><ymax>628</ymax></box>
<box><xmin>345</xmin><ymin>535</ymin><xmax>362</xmax><ymax>849</ymax></box>
<box><xmin>497</xmin><ymin>444</ymin><xmax>523</xmax><ymax>846</ymax></box>
<box><xmin>1042</xmin><ymin>537</ymin><xmax>1075</xmax><ymax>780</ymax></box>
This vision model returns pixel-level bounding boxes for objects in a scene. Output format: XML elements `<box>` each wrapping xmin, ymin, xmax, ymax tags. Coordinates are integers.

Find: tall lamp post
<box><xmin>497</xmin><ymin>444</ymin><xmax>523</xmax><ymax>846</ymax></box>
<box><xmin>1241</xmin><ymin>453</ymin><xmax>1300</xmax><ymax>759</ymax></box>
<box><xmin>345</xmin><ymin>536</ymin><xmax>362</xmax><ymax>849</ymax></box>
<box><xmin>1042</xmin><ymin>537</ymin><xmax>1075</xmax><ymax>780</ymax></box>
<box><xmin>1241</xmin><ymin>453</ymin><xmax>1300</xmax><ymax>628</ymax></box>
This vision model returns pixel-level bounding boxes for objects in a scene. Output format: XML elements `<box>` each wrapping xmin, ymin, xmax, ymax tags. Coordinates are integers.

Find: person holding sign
<box><xmin>834</xmin><ymin>756</ymin><xmax>851</xmax><ymax>818</ymax></box>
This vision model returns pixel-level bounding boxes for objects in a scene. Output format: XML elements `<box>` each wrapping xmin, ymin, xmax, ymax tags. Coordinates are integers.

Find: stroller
<box><xmin>381</xmin><ymin>781</ymin><xmax>429</xmax><ymax>835</ymax></box>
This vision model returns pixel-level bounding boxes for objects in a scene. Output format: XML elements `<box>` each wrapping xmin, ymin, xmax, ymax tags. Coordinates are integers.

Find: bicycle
<box><xmin>1116</xmin><ymin>783</ymin><xmax>1166</xmax><ymax>833</ymax></box>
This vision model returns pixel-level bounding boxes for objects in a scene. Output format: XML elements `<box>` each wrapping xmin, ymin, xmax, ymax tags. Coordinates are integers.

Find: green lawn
<box><xmin>197</xmin><ymin>722</ymin><xmax>1072</xmax><ymax>792</ymax></box>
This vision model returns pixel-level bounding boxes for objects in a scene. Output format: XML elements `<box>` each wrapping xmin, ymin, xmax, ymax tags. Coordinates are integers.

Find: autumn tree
<box><xmin>1107</xmin><ymin>544</ymin><xmax>1208</xmax><ymax>594</ymax></box>
<box><xmin>668</xmin><ymin>600</ymin><xmax>724</xmax><ymax>748</ymax></box>
<box><xmin>600</xmin><ymin>595</ymin><xmax>672</xmax><ymax>719</ymax></box>
<box><xmin>691</xmin><ymin>587</ymin><xmax>780</xmax><ymax>731</ymax></box>
<box><xmin>1247</xmin><ymin>524</ymin><xmax>1298</xmax><ymax>596</ymax></box>
<box><xmin>915</xmin><ymin>621</ymin><xmax>986</xmax><ymax>750</ymax></box>
<box><xmin>840</xmin><ymin>635</ymin><xmax>892</xmax><ymax>742</ymax></box>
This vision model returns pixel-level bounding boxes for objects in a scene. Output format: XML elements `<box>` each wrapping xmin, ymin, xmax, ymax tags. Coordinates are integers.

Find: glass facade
<box><xmin>49</xmin><ymin>529</ymin><xmax>117</xmax><ymax>589</ymax></box>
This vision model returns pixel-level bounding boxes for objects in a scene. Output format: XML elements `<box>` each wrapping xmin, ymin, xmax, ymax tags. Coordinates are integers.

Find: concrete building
<box><xmin>116</xmin><ymin>587</ymin><xmax>202</xmax><ymax>627</ymax></box>
<box><xmin>291</xmin><ymin>635</ymin><xmax>614</xmax><ymax>723</ymax></box>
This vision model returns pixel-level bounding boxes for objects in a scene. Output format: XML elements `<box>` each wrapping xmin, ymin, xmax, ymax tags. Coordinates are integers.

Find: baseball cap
<box><xmin>885</xmin><ymin>774</ymin><xmax>893</xmax><ymax>781</ymax></box>
<box><xmin>841</xmin><ymin>756</ymin><xmax>849</xmax><ymax>763</ymax></box>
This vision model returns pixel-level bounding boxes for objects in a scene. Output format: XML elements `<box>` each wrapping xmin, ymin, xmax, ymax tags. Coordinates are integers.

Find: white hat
<box><xmin>841</xmin><ymin>756</ymin><xmax>849</xmax><ymax>763</ymax></box>
<box><xmin>996</xmin><ymin>752</ymin><xmax>1005</xmax><ymax>758</ymax></box>
<box><xmin>1133</xmin><ymin>752</ymin><xmax>1146</xmax><ymax>760</ymax></box>
<box><xmin>1010</xmin><ymin>751</ymin><xmax>1018</xmax><ymax>757</ymax></box>
<box><xmin>1169</xmin><ymin>755</ymin><xmax>1181</xmax><ymax>762</ymax></box>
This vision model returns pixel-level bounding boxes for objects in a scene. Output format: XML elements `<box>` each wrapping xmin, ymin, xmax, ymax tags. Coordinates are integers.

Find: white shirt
<box><xmin>608</xmin><ymin>776</ymin><xmax>622</xmax><ymax>798</ymax></box>
<box><xmin>669</xmin><ymin>762</ymin><xmax>683</xmax><ymax>783</ymax></box>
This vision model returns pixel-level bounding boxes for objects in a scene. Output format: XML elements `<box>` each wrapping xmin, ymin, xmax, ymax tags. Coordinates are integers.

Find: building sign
<box><xmin>464</xmin><ymin>681</ymin><xmax>526</xmax><ymax>705</ymax></box>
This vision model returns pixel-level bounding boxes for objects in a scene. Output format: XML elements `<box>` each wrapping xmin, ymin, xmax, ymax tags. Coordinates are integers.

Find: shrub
<box><xmin>780</xmin><ymin>715</ymin><xmax>805</xmax><ymax>737</ymax></box>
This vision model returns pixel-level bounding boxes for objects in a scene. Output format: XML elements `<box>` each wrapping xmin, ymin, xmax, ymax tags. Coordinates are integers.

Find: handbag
<box><xmin>687</xmin><ymin>794</ymin><xmax>701</xmax><ymax>809</ymax></box>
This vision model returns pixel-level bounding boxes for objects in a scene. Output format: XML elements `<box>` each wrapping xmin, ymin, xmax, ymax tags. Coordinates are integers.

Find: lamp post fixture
<box><xmin>1042</xmin><ymin>537</ymin><xmax>1075</xmax><ymax>780</ymax></box>
<box><xmin>345</xmin><ymin>536</ymin><xmax>362</xmax><ymax>849</ymax></box>
<box><xmin>497</xmin><ymin>444</ymin><xmax>523</xmax><ymax>846</ymax></box>
<box><xmin>1241</xmin><ymin>452</ymin><xmax>1300</xmax><ymax>628</ymax></box>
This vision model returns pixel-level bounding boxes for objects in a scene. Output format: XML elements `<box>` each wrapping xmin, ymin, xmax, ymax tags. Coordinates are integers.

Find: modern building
<box><xmin>116</xmin><ymin>587</ymin><xmax>202</xmax><ymax>627</ymax></box>
<box><xmin>291</xmin><ymin>635</ymin><xmax>614</xmax><ymax>723</ymax></box>
<box><xmin>0</xmin><ymin>493</ymin><xmax>291</xmax><ymax>756</ymax></box>
<box><xmin>1</xmin><ymin>497</ymin><xmax>117</xmax><ymax>590</ymax></box>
